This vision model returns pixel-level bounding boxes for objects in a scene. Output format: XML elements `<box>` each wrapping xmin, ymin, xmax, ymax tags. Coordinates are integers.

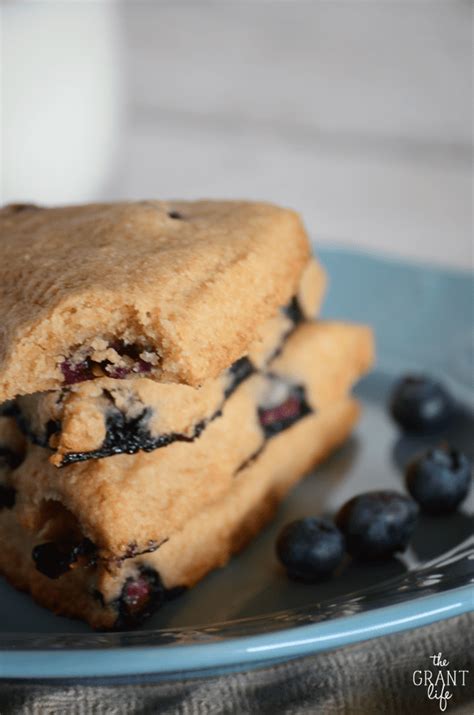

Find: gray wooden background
<box><xmin>107</xmin><ymin>1</ymin><xmax>472</xmax><ymax>269</ymax></box>
<box><xmin>2</xmin><ymin>1</ymin><xmax>472</xmax><ymax>268</ymax></box>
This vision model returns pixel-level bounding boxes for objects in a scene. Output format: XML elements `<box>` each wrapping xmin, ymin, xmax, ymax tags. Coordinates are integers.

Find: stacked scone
<box><xmin>0</xmin><ymin>200</ymin><xmax>374</xmax><ymax>629</ymax></box>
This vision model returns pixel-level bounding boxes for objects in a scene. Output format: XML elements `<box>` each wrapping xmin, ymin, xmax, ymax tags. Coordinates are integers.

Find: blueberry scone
<box><xmin>0</xmin><ymin>399</ymin><xmax>360</xmax><ymax>629</ymax></box>
<box><xmin>0</xmin><ymin>198</ymin><xmax>374</xmax><ymax>630</ymax></box>
<box><xmin>0</xmin><ymin>201</ymin><xmax>314</xmax><ymax>401</ymax></box>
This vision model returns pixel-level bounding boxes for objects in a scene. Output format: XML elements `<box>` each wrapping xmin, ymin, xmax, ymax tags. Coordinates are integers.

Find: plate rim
<box><xmin>1</xmin><ymin>585</ymin><xmax>472</xmax><ymax>679</ymax></box>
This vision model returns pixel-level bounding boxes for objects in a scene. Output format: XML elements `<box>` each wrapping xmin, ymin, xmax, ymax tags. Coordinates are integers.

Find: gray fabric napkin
<box><xmin>0</xmin><ymin>612</ymin><xmax>472</xmax><ymax>714</ymax></box>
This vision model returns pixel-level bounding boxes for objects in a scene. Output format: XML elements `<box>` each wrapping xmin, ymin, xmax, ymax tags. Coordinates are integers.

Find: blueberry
<box><xmin>406</xmin><ymin>446</ymin><xmax>472</xmax><ymax>515</ymax></box>
<box><xmin>389</xmin><ymin>375</ymin><xmax>454</xmax><ymax>433</ymax></box>
<box><xmin>276</xmin><ymin>517</ymin><xmax>345</xmax><ymax>581</ymax></box>
<box><xmin>258</xmin><ymin>385</ymin><xmax>311</xmax><ymax>439</ymax></box>
<box><xmin>134</xmin><ymin>358</ymin><xmax>152</xmax><ymax>374</ymax></box>
<box><xmin>335</xmin><ymin>491</ymin><xmax>418</xmax><ymax>560</ymax></box>
<box><xmin>61</xmin><ymin>357</ymin><xmax>94</xmax><ymax>385</ymax></box>
<box><xmin>259</xmin><ymin>392</ymin><xmax>302</xmax><ymax>429</ymax></box>
<box><xmin>115</xmin><ymin>567</ymin><xmax>165</xmax><ymax>627</ymax></box>
<box><xmin>32</xmin><ymin>538</ymin><xmax>96</xmax><ymax>579</ymax></box>
<box><xmin>32</xmin><ymin>542</ymin><xmax>73</xmax><ymax>579</ymax></box>
<box><xmin>107</xmin><ymin>342</ymin><xmax>153</xmax><ymax>377</ymax></box>
<box><xmin>106</xmin><ymin>365</ymin><xmax>130</xmax><ymax>379</ymax></box>
<box><xmin>61</xmin><ymin>342</ymin><xmax>156</xmax><ymax>385</ymax></box>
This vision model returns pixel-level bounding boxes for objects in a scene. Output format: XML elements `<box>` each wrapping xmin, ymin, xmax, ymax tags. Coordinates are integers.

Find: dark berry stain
<box><xmin>236</xmin><ymin>384</ymin><xmax>312</xmax><ymax>474</ymax></box>
<box><xmin>59</xmin><ymin>406</ymin><xmax>195</xmax><ymax>466</ymax></box>
<box><xmin>283</xmin><ymin>296</ymin><xmax>305</xmax><ymax>325</ymax></box>
<box><xmin>135</xmin><ymin>358</ymin><xmax>152</xmax><ymax>374</ymax></box>
<box><xmin>108</xmin><ymin>342</ymin><xmax>154</xmax><ymax>376</ymax></box>
<box><xmin>260</xmin><ymin>393</ymin><xmax>304</xmax><ymax>428</ymax></box>
<box><xmin>32</xmin><ymin>538</ymin><xmax>97</xmax><ymax>579</ymax></box>
<box><xmin>224</xmin><ymin>357</ymin><xmax>255</xmax><ymax>398</ymax></box>
<box><xmin>268</xmin><ymin>297</ymin><xmax>306</xmax><ymax>362</ymax></box>
<box><xmin>258</xmin><ymin>384</ymin><xmax>311</xmax><ymax>439</ymax></box>
<box><xmin>61</xmin><ymin>358</ymin><xmax>94</xmax><ymax>385</ymax></box>
<box><xmin>61</xmin><ymin>341</ymin><xmax>155</xmax><ymax>386</ymax></box>
<box><xmin>114</xmin><ymin>567</ymin><xmax>166</xmax><ymax>628</ymax></box>
<box><xmin>106</xmin><ymin>365</ymin><xmax>129</xmax><ymax>380</ymax></box>
<box><xmin>93</xmin><ymin>575</ymin><xmax>186</xmax><ymax>627</ymax></box>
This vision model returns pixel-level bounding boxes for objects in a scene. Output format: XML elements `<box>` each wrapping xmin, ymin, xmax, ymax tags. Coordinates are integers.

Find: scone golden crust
<box><xmin>8</xmin><ymin>321</ymin><xmax>374</xmax><ymax>559</ymax></box>
<box><xmin>0</xmin><ymin>200</ymin><xmax>311</xmax><ymax>401</ymax></box>
<box><xmin>0</xmin><ymin>399</ymin><xmax>359</xmax><ymax>629</ymax></box>
<box><xmin>14</xmin><ymin>259</ymin><xmax>326</xmax><ymax>466</ymax></box>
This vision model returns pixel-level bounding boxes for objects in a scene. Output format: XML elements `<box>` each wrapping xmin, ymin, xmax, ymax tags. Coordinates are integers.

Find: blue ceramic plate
<box><xmin>1</xmin><ymin>248</ymin><xmax>472</xmax><ymax>679</ymax></box>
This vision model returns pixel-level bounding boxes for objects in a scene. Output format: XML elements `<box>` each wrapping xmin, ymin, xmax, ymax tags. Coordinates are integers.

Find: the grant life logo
<box><xmin>412</xmin><ymin>652</ymin><xmax>469</xmax><ymax>711</ymax></box>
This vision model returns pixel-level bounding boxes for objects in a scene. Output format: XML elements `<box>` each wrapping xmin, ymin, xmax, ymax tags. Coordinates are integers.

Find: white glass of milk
<box><xmin>2</xmin><ymin>2</ymin><xmax>122</xmax><ymax>204</ymax></box>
